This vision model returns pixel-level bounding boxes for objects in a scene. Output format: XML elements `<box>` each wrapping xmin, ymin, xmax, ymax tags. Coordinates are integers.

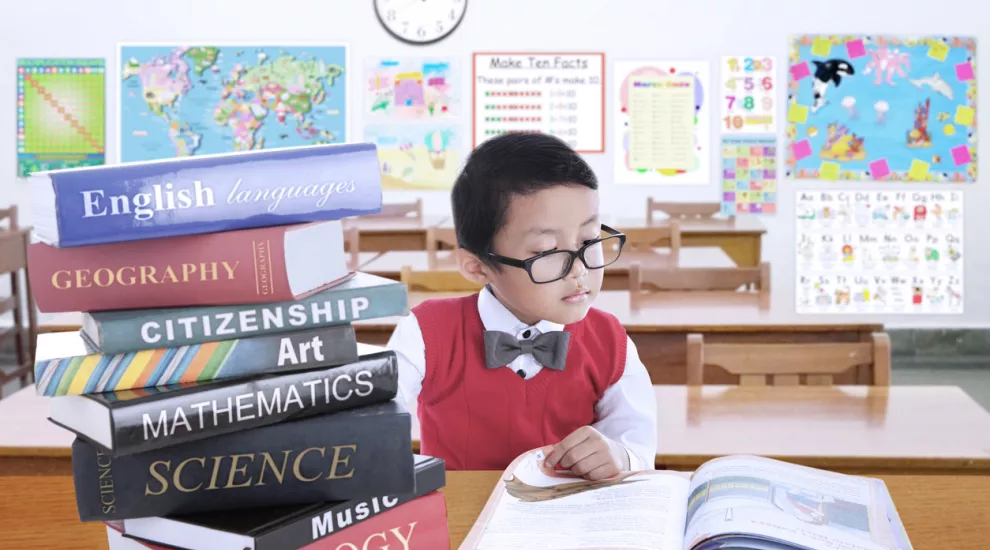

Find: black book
<box><xmin>72</xmin><ymin>399</ymin><xmax>414</xmax><ymax>521</ymax></box>
<box><xmin>122</xmin><ymin>455</ymin><xmax>446</xmax><ymax>550</ymax></box>
<box><xmin>50</xmin><ymin>351</ymin><xmax>398</xmax><ymax>456</ymax></box>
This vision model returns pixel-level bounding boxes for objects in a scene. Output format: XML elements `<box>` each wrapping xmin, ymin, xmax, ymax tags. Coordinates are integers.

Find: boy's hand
<box><xmin>544</xmin><ymin>426</ymin><xmax>627</xmax><ymax>481</ymax></box>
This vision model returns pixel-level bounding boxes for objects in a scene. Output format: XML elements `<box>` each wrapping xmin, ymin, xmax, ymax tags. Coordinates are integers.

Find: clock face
<box><xmin>374</xmin><ymin>0</ymin><xmax>467</xmax><ymax>45</ymax></box>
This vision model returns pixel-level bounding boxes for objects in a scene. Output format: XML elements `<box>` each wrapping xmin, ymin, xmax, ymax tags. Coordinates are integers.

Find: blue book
<box><xmin>30</xmin><ymin>143</ymin><xmax>382</xmax><ymax>247</ymax></box>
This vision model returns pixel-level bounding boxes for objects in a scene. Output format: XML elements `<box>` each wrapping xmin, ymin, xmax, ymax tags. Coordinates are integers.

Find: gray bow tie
<box><xmin>483</xmin><ymin>330</ymin><xmax>570</xmax><ymax>371</ymax></box>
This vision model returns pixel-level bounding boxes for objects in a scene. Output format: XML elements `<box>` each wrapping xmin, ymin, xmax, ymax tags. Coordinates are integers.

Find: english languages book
<box><xmin>72</xmin><ymin>399</ymin><xmax>415</xmax><ymax>521</ymax></box>
<box><xmin>28</xmin><ymin>221</ymin><xmax>351</xmax><ymax>313</ymax></box>
<box><xmin>30</xmin><ymin>142</ymin><xmax>383</xmax><ymax>248</ymax></box>
<box><xmin>80</xmin><ymin>272</ymin><xmax>407</xmax><ymax>354</ymax></box>
<box><xmin>122</xmin><ymin>455</ymin><xmax>446</xmax><ymax>550</ymax></box>
<box><xmin>34</xmin><ymin>326</ymin><xmax>358</xmax><ymax>396</ymax></box>
<box><xmin>49</xmin><ymin>351</ymin><xmax>398</xmax><ymax>456</ymax></box>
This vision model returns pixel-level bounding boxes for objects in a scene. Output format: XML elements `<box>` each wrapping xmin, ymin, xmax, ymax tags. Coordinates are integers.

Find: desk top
<box><xmin>343</xmin><ymin>214</ymin><xmax>448</xmax><ymax>231</ymax></box>
<box><xmin>436</xmin><ymin>214</ymin><xmax>766</xmax><ymax>236</ymax></box>
<box><xmin>0</xmin><ymin>471</ymin><xmax>985</xmax><ymax>549</ymax></box>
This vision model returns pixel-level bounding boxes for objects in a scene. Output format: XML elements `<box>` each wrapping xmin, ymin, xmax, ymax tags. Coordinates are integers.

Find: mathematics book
<box><xmin>28</xmin><ymin>221</ymin><xmax>352</xmax><ymax>313</ymax></box>
<box><xmin>72</xmin><ymin>399</ymin><xmax>415</xmax><ymax>521</ymax></box>
<box><xmin>29</xmin><ymin>142</ymin><xmax>382</xmax><ymax>248</ymax></box>
<box><xmin>461</xmin><ymin>449</ymin><xmax>913</xmax><ymax>550</ymax></box>
<box><xmin>49</xmin><ymin>351</ymin><xmax>398</xmax><ymax>456</ymax></box>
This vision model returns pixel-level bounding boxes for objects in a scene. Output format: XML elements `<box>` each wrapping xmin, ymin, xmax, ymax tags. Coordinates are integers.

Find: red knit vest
<box><xmin>412</xmin><ymin>293</ymin><xmax>627</xmax><ymax>470</ymax></box>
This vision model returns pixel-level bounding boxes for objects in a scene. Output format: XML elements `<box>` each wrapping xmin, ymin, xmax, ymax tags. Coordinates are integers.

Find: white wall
<box><xmin>1</xmin><ymin>0</ymin><xmax>986</xmax><ymax>328</ymax></box>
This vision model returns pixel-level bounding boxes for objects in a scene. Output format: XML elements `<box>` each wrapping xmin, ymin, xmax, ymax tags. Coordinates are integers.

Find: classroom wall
<box><xmin>1</xmin><ymin>0</ymin><xmax>986</xmax><ymax>328</ymax></box>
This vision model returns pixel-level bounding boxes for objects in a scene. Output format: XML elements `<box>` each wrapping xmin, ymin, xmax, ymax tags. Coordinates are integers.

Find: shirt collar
<box><xmin>478</xmin><ymin>285</ymin><xmax>564</xmax><ymax>336</ymax></box>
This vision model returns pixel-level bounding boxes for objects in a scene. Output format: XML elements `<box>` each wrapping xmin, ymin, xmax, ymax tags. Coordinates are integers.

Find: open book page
<box><xmin>682</xmin><ymin>456</ymin><xmax>899</xmax><ymax>550</ymax></box>
<box><xmin>460</xmin><ymin>447</ymin><xmax>691</xmax><ymax>550</ymax></box>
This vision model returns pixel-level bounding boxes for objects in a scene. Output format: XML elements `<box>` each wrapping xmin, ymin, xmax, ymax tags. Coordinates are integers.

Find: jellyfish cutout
<box><xmin>425</xmin><ymin>129</ymin><xmax>450</xmax><ymax>170</ymax></box>
<box><xmin>875</xmin><ymin>100</ymin><xmax>889</xmax><ymax>124</ymax></box>
<box><xmin>842</xmin><ymin>96</ymin><xmax>857</xmax><ymax>120</ymax></box>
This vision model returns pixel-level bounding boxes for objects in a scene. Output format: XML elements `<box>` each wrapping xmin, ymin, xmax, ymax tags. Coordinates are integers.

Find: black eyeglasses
<box><xmin>484</xmin><ymin>224</ymin><xmax>627</xmax><ymax>284</ymax></box>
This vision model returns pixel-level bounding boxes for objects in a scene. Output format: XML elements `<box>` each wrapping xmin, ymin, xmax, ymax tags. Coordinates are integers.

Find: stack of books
<box><xmin>26</xmin><ymin>144</ymin><xmax>450</xmax><ymax>550</ymax></box>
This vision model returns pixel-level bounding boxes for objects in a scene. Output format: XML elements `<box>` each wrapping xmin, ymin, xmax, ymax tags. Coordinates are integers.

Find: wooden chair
<box><xmin>686</xmin><ymin>332</ymin><xmax>892</xmax><ymax>387</ymax></box>
<box><xmin>620</xmin><ymin>220</ymin><xmax>681</xmax><ymax>253</ymax></box>
<box><xmin>343</xmin><ymin>226</ymin><xmax>361</xmax><ymax>270</ymax></box>
<box><xmin>370</xmin><ymin>198</ymin><xmax>423</xmax><ymax>220</ymax></box>
<box><xmin>629</xmin><ymin>261</ymin><xmax>770</xmax><ymax>292</ymax></box>
<box><xmin>647</xmin><ymin>199</ymin><xmax>722</xmax><ymax>224</ymax></box>
<box><xmin>399</xmin><ymin>266</ymin><xmax>483</xmax><ymax>292</ymax></box>
<box><xmin>0</xmin><ymin>206</ymin><xmax>36</xmax><ymax>397</ymax></box>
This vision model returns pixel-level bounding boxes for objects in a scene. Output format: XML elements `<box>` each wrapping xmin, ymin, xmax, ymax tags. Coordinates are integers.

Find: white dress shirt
<box><xmin>386</xmin><ymin>286</ymin><xmax>658</xmax><ymax>471</ymax></box>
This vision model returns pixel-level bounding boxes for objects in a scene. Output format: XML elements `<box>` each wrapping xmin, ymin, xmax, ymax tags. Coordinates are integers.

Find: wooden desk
<box><xmin>609</xmin><ymin>216</ymin><xmax>767</xmax><ymax>267</ymax></box>
<box><xmin>343</xmin><ymin>214</ymin><xmax>449</xmax><ymax>252</ymax></box>
<box><xmin>0</xmin><ymin>471</ymin><xmax>986</xmax><ymax>549</ymax></box>
<box><xmin>359</xmin><ymin>247</ymin><xmax>737</xmax><ymax>290</ymax></box>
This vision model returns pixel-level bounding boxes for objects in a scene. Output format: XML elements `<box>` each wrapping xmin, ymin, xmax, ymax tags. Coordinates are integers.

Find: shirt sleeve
<box><xmin>592</xmin><ymin>336</ymin><xmax>658</xmax><ymax>471</ymax></box>
<box><xmin>385</xmin><ymin>312</ymin><xmax>427</xmax><ymax>412</ymax></box>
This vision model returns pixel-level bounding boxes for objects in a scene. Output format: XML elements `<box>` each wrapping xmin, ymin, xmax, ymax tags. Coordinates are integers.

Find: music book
<box><xmin>461</xmin><ymin>449</ymin><xmax>912</xmax><ymax>550</ymax></box>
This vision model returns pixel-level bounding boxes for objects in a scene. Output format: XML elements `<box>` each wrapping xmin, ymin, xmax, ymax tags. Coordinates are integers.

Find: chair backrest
<box><xmin>620</xmin><ymin>220</ymin><xmax>681</xmax><ymax>253</ymax></box>
<box><xmin>426</xmin><ymin>227</ymin><xmax>458</xmax><ymax>254</ymax></box>
<box><xmin>0</xmin><ymin>206</ymin><xmax>18</xmax><ymax>231</ymax></box>
<box><xmin>371</xmin><ymin>199</ymin><xmax>423</xmax><ymax>220</ymax></box>
<box><xmin>343</xmin><ymin>226</ymin><xmax>360</xmax><ymax>269</ymax></box>
<box><xmin>399</xmin><ymin>265</ymin><xmax>483</xmax><ymax>292</ymax></box>
<box><xmin>646</xmin><ymin>199</ymin><xmax>721</xmax><ymax>224</ymax></box>
<box><xmin>686</xmin><ymin>332</ymin><xmax>892</xmax><ymax>387</ymax></box>
<box><xmin>629</xmin><ymin>261</ymin><xmax>770</xmax><ymax>292</ymax></box>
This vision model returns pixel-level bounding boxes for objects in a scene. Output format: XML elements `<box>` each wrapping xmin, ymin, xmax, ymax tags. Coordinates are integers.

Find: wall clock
<box><xmin>374</xmin><ymin>0</ymin><xmax>467</xmax><ymax>45</ymax></box>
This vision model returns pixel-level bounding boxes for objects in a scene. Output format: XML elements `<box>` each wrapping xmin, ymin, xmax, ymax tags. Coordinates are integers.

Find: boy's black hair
<box><xmin>451</xmin><ymin>133</ymin><xmax>597</xmax><ymax>267</ymax></box>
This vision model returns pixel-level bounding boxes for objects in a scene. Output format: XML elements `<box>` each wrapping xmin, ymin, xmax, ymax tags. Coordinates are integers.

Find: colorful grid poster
<box><xmin>16</xmin><ymin>58</ymin><xmax>105</xmax><ymax>177</ymax></box>
<box><xmin>721</xmin><ymin>136</ymin><xmax>777</xmax><ymax>215</ymax></box>
<box><xmin>786</xmin><ymin>35</ymin><xmax>977</xmax><ymax>182</ymax></box>
<box><xmin>796</xmin><ymin>190</ymin><xmax>963</xmax><ymax>314</ymax></box>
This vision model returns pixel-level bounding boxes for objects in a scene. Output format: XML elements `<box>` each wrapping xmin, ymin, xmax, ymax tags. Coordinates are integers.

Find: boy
<box><xmin>387</xmin><ymin>133</ymin><xmax>657</xmax><ymax>480</ymax></box>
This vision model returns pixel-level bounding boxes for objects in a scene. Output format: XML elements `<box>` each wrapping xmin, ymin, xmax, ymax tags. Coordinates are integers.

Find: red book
<box><xmin>29</xmin><ymin>221</ymin><xmax>350</xmax><ymax>312</ymax></box>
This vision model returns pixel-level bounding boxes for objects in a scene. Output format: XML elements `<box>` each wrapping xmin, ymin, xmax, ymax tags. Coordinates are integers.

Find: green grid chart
<box><xmin>17</xmin><ymin>58</ymin><xmax>106</xmax><ymax>177</ymax></box>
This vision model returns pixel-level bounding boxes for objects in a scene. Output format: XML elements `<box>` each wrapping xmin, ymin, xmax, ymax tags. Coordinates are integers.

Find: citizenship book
<box><xmin>29</xmin><ymin>142</ymin><xmax>382</xmax><ymax>247</ymax></box>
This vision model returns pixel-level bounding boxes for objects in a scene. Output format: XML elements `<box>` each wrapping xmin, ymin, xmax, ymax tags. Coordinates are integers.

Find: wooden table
<box><xmin>343</xmin><ymin>214</ymin><xmax>449</xmax><ymax>252</ymax></box>
<box><xmin>358</xmin><ymin>247</ymin><xmax>737</xmax><ymax>290</ymax></box>
<box><xmin>0</xmin><ymin>471</ymin><xmax>987</xmax><ymax>549</ymax></box>
<box><xmin>609</xmin><ymin>215</ymin><xmax>767</xmax><ymax>267</ymax></box>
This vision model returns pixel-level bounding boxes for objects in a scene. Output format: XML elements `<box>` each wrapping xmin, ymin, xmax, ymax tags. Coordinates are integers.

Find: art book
<box><xmin>461</xmin><ymin>449</ymin><xmax>912</xmax><ymax>550</ymax></box>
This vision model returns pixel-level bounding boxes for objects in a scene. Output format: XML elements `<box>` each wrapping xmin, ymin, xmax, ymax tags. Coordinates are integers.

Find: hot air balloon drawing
<box><xmin>425</xmin><ymin>129</ymin><xmax>452</xmax><ymax>169</ymax></box>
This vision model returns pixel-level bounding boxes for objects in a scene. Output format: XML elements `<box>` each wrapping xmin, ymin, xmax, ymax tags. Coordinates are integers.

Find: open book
<box><xmin>461</xmin><ymin>449</ymin><xmax>912</xmax><ymax>550</ymax></box>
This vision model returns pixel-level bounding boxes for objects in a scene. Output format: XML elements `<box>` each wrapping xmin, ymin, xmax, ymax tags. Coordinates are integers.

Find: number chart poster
<box><xmin>16</xmin><ymin>58</ymin><xmax>105</xmax><ymax>177</ymax></box>
<box><xmin>796</xmin><ymin>190</ymin><xmax>963</xmax><ymax>314</ymax></box>
<box><xmin>721</xmin><ymin>136</ymin><xmax>777</xmax><ymax>216</ymax></box>
<box><xmin>786</xmin><ymin>35</ymin><xmax>977</xmax><ymax>182</ymax></box>
<box><xmin>363</xmin><ymin>57</ymin><xmax>460</xmax><ymax>120</ymax></box>
<box><xmin>721</xmin><ymin>56</ymin><xmax>777</xmax><ymax>134</ymax></box>
<box><xmin>613</xmin><ymin>60</ymin><xmax>711</xmax><ymax>185</ymax></box>
<box><xmin>364</xmin><ymin>124</ymin><xmax>460</xmax><ymax>190</ymax></box>
<box><xmin>472</xmin><ymin>53</ymin><xmax>605</xmax><ymax>152</ymax></box>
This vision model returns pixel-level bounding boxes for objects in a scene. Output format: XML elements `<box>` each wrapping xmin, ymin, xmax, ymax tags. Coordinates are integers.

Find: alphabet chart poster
<box><xmin>796</xmin><ymin>190</ymin><xmax>964</xmax><ymax>314</ymax></box>
<box><xmin>786</xmin><ymin>35</ymin><xmax>977</xmax><ymax>182</ymax></box>
<box><xmin>721</xmin><ymin>56</ymin><xmax>777</xmax><ymax>134</ymax></box>
<box><xmin>613</xmin><ymin>60</ymin><xmax>711</xmax><ymax>185</ymax></box>
<box><xmin>472</xmin><ymin>53</ymin><xmax>604</xmax><ymax>152</ymax></box>
<box><xmin>721</xmin><ymin>136</ymin><xmax>777</xmax><ymax>215</ymax></box>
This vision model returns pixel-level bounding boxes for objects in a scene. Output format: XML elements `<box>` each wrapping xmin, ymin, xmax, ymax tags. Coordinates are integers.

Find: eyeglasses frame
<box><xmin>481</xmin><ymin>224</ymin><xmax>627</xmax><ymax>284</ymax></box>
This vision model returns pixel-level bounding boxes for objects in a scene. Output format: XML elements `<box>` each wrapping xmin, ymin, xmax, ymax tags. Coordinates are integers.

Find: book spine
<box><xmin>296</xmin><ymin>492</ymin><xmax>449</xmax><ymax>550</ymax></box>
<box><xmin>35</xmin><ymin>325</ymin><xmax>358</xmax><ymax>396</ymax></box>
<box><xmin>46</xmin><ymin>142</ymin><xmax>382</xmax><ymax>247</ymax></box>
<box><xmin>28</xmin><ymin>222</ymin><xmax>322</xmax><ymax>313</ymax></box>
<box><xmin>72</xmin><ymin>403</ymin><xmax>415</xmax><ymax>521</ymax></box>
<box><xmin>111</xmin><ymin>352</ymin><xmax>399</xmax><ymax>456</ymax></box>
<box><xmin>89</xmin><ymin>280</ymin><xmax>408</xmax><ymax>354</ymax></box>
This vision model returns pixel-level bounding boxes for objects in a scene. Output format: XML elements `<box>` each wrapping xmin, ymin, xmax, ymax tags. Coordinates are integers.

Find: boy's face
<box><xmin>461</xmin><ymin>184</ymin><xmax>604</xmax><ymax>326</ymax></box>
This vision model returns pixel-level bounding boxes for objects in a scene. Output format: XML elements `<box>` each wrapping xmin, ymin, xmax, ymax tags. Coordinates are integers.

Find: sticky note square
<box><xmin>845</xmin><ymin>39</ymin><xmax>866</xmax><ymax>59</ymax></box>
<box><xmin>909</xmin><ymin>159</ymin><xmax>930</xmax><ymax>180</ymax></box>
<box><xmin>869</xmin><ymin>158</ymin><xmax>891</xmax><ymax>179</ymax></box>
<box><xmin>956</xmin><ymin>62</ymin><xmax>975</xmax><ymax>82</ymax></box>
<box><xmin>791</xmin><ymin>139</ymin><xmax>813</xmax><ymax>160</ymax></box>
<box><xmin>954</xmin><ymin>105</ymin><xmax>975</xmax><ymax>126</ymax></box>
<box><xmin>811</xmin><ymin>37</ymin><xmax>832</xmax><ymax>57</ymax></box>
<box><xmin>820</xmin><ymin>162</ymin><xmax>840</xmax><ymax>180</ymax></box>
<box><xmin>790</xmin><ymin>61</ymin><xmax>811</xmax><ymax>81</ymax></box>
<box><xmin>788</xmin><ymin>104</ymin><xmax>809</xmax><ymax>124</ymax></box>
<box><xmin>951</xmin><ymin>145</ymin><xmax>972</xmax><ymax>166</ymax></box>
<box><xmin>928</xmin><ymin>41</ymin><xmax>950</xmax><ymax>62</ymax></box>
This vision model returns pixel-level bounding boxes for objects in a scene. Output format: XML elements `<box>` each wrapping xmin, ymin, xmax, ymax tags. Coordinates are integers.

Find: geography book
<box><xmin>461</xmin><ymin>449</ymin><xmax>912</xmax><ymax>550</ymax></box>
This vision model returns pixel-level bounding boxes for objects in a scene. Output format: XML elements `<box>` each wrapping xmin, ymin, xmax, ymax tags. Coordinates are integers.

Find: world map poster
<box><xmin>118</xmin><ymin>44</ymin><xmax>348</xmax><ymax>162</ymax></box>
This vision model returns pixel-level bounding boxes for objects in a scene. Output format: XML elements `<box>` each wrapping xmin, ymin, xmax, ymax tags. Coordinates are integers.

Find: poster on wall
<box><xmin>118</xmin><ymin>44</ymin><xmax>348</xmax><ymax>163</ymax></box>
<box><xmin>17</xmin><ymin>58</ymin><xmax>105</xmax><ymax>177</ymax></box>
<box><xmin>613</xmin><ymin>60</ymin><xmax>710</xmax><ymax>185</ymax></box>
<box><xmin>721</xmin><ymin>56</ymin><xmax>777</xmax><ymax>134</ymax></box>
<box><xmin>796</xmin><ymin>190</ymin><xmax>964</xmax><ymax>314</ymax></box>
<box><xmin>472</xmin><ymin>53</ymin><xmax>605</xmax><ymax>152</ymax></box>
<box><xmin>363</xmin><ymin>124</ymin><xmax>460</xmax><ymax>190</ymax></box>
<box><xmin>721</xmin><ymin>136</ymin><xmax>777</xmax><ymax>216</ymax></box>
<box><xmin>786</xmin><ymin>35</ymin><xmax>977</xmax><ymax>182</ymax></box>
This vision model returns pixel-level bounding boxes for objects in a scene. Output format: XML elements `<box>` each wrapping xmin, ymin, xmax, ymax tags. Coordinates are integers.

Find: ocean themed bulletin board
<box><xmin>613</xmin><ymin>60</ymin><xmax>711</xmax><ymax>185</ymax></box>
<box><xmin>786</xmin><ymin>35</ymin><xmax>977</xmax><ymax>182</ymax></box>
